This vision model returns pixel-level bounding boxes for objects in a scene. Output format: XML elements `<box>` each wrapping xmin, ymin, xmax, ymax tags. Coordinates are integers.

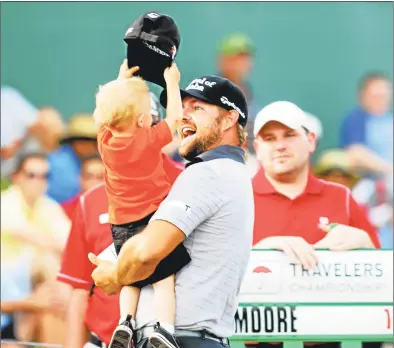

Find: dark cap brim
<box><xmin>160</xmin><ymin>88</ymin><xmax>213</xmax><ymax>109</ymax></box>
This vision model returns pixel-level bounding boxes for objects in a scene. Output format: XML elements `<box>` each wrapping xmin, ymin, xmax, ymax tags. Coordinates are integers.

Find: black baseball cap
<box><xmin>160</xmin><ymin>75</ymin><xmax>248</xmax><ymax>126</ymax></box>
<box><xmin>124</xmin><ymin>12</ymin><xmax>180</xmax><ymax>88</ymax></box>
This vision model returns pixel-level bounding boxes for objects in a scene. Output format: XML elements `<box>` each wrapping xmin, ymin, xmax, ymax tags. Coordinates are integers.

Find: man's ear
<box><xmin>137</xmin><ymin>113</ymin><xmax>145</xmax><ymax>127</ymax></box>
<box><xmin>307</xmin><ymin>131</ymin><xmax>317</xmax><ymax>154</ymax></box>
<box><xmin>221</xmin><ymin>110</ymin><xmax>239</xmax><ymax>132</ymax></box>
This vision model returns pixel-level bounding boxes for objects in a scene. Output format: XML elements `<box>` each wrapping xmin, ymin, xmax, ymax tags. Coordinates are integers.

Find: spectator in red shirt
<box><xmin>252</xmin><ymin>101</ymin><xmax>379</xmax><ymax>265</ymax></box>
<box><xmin>57</xmin><ymin>156</ymin><xmax>184</xmax><ymax>348</ymax></box>
<box><xmin>61</xmin><ymin>153</ymin><xmax>104</xmax><ymax>219</ymax></box>
<box><xmin>248</xmin><ymin>101</ymin><xmax>380</xmax><ymax>348</ymax></box>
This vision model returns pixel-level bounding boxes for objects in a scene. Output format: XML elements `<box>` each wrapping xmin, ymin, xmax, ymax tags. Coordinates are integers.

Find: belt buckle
<box><xmin>203</xmin><ymin>330</ymin><xmax>228</xmax><ymax>345</ymax></box>
<box><xmin>221</xmin><ymin>337</ymin><xmax>229</xmax><ymax>345</ymax></box>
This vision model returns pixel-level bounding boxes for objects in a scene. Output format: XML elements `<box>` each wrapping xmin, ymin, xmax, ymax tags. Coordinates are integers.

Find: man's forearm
<box><xmin>115</xmin><ymin>220</ymin><xmax>185</xmax><ymax>286</ymax></box>
<box><xmin>253</xmin><ymin>236</ymin><xmax>283</xmax><ymax>249</ymax></box>
<box><xmin>116</xmin><ymin>232</ymin><xmax>160</xmax><ymax>286</ymax></box>
<box><xmin>346</xmin><ymin>145</ymin><xmax>393</xmax><ymax>174</ymax></box>
<box><xmin>10</xmin><ymin>228</ymin><xmax>64</xmax><ymax>254</ymax></box>
<box><xmin>0</xmin><ymin>299</ymin><xmax>38</xmax><ymax>313</ymax></box>
<box><xmin>360</xmin><ymin>230</ymin><xmax>376</xmax><ymax>249</ymax></box>
<box><xmin>63</xmin><ymin>289</ymin><xmax>89</xmax><ymax>348</ymax></box>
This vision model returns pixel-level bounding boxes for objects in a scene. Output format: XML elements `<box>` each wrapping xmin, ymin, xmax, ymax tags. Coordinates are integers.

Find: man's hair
<box><xmin>14</xmin><ymin>152</ymin><xmax>48</xmax><ymax>175</ymax></box>
<box><xmin>358</xmin><ymin>72</ymin><xmax>390</xmax><ymax>93</ymax></box>
<box><xmin>93</xmin><ymin>77</ymin><xmax>150</xmax><ymax>129</ymax></box>
<box><xmin>218</xmin><ymin>107</ymin><xmax>247</xmax><ymax>147</ymax></box>
<box><xmin>237</xmin><ymin>124</ymin><xmax>247</xmax><ymax>147</ymax></box>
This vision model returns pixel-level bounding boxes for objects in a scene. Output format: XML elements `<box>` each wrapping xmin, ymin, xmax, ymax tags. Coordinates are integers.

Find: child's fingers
<box><xmin>128</xmin><ymin>66</ymin><xmax>140</xmax><ymax>75</ymax></box>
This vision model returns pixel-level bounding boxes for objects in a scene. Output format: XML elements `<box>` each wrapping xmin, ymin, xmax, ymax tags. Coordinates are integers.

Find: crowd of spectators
<box><xmin>0</xmin><ymin>32</ymin><xmax>392</xmax><ymax>346</ymax></box>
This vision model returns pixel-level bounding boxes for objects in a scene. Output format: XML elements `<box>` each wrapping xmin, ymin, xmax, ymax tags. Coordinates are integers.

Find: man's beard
<box><xmin>179</xmin><ymin>123</ymin><xmax>222</xmax><ymax>161</ymax></box>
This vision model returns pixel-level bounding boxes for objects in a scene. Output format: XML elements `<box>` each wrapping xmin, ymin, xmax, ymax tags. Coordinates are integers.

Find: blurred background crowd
<box><xmin>1</xmin><ymin>1</ymin><xmax>392</xmax><ymax>346</ymax></box>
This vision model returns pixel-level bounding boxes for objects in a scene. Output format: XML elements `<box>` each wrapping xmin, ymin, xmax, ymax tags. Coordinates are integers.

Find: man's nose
<box><xmin>274</xmin><ymin>140</ymin><xmax>287</xmax><ymax>151</ymax></box>
<box><xmin>182</xmin><ymin>111</ymin><xmax>192</xmax><ymax>121</ymax></box>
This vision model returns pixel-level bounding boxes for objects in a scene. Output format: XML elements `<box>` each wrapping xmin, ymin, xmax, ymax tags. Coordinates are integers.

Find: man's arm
<box><xmin>314</xmin><ymin>189</ymin><xmax>380</xmax><ymax>250</ymax></box>
<box><xmin>254</xmin><ymin>236</ymin><xmax>319</xmax><ymax>270</ymax></box>
<box><xmin>116</xmin><ymin>220</ymin><xmax>185</xmax><ymax>285</ymax></box>
<box><xmin>7</xmin><ymin>227</ymin><xmax>63</xmax><ymax>253</ymax></box>
<box><xmin>1</xmin><ymin>283</ymin><xmax>60</xmax><ymax>314</ymax></box>
<box><xmin>339</xmin><ymin>110</ymin><xmax>392</xmax><ymax>175</ymax></box>
<box><xmin>1</xmin><ymin>298</ymin><xmax>42</xmax><ymax>313</ymax></box>
<box><xmin>63</xmin><ymin>289</ymin><xmax>89</xmax><ymax>348</ymax></box>
<box><xmin>346</xmin><ymin>144</ymin><xmax>393</xmax><ymax>175</ymax></box>
<box><xmin>91</xmin><ymin>165</ymin><xmax>224</xmax><ymax>293</ymax></box>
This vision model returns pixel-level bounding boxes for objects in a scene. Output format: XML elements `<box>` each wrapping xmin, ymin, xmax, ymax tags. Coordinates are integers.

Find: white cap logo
<box><xmin>125</xmin><ymin>27</ymin><xmax>134</xmax><ymax>36</ymax></box>
<box><xmin>170</xmin><ymin>46</ymin><xmax>177</xmax><ymax>59</ymax></box>
<box><xmin>186</xmin><ymin>78</ymin><xmax>217</xmax><ymax>92</ymax></box>
<box><xmin>220</xmin><ymin>96</ymin><xmax>246</xmax><ymax>119</ymax></box>
<box><xmin>147</xmin><ymin>13</ymin><xmax>160</xmax><ymax>19</ymax></box>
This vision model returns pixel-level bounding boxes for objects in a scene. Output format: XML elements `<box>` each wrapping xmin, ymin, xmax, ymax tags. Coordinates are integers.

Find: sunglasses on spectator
<box><xmin>22</xmin><ymin>170</ymin><xmax>50</xmax><ymax>180</ymax></box>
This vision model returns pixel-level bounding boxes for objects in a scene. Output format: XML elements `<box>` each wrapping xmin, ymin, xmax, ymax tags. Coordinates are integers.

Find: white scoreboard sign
<box><xmin>234</xmin><ymin>305</ymin><xmax>393</xmax><ymax>337</ymax></box>
<box><xmin>235</xmin><ymin>250</ymin><xmax>393</xmax><ymax>338</ymax></box>
<box><xmin>239</xmin><ymin>250</ymin><xmax>393</xmax><ymax>304</ymax></box>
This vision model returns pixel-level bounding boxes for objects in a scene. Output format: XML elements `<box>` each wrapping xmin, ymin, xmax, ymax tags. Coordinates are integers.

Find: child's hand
<box><xmin>164</xmin><ymin>62</ymin><xmax>180</xmax><ymax>86</ymax></box>
<box><xmin>118</xmin><ymin>59</ymin><xmax>140</xmax><ymax>79</ymax></box>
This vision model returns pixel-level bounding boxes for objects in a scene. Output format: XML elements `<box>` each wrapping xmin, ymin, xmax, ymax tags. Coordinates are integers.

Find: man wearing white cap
<box><xmin>250</xmin><ymin>101</ymin><xmax>380</xmax><ymax>275</ymax></box>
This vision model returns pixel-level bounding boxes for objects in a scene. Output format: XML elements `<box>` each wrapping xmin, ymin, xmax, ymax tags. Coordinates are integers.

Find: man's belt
<box><xmin>137</xmin><ymin>326</ymin><xmax>229</xmax><ymax>345</ymax></box>
<box><xmin>89</xmin><ymin>332</ymin><xmax>107</xmax><ymax>348</ymax></box>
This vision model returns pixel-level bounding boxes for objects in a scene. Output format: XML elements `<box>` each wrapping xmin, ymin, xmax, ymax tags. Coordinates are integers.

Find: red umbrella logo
<box><xmin>253</xmin><ymin>266</ymin><xmax>272</xmax><ymax>273</ymax></box>
<box><xmin>251</xmin><ymin>265</ymin><xmax>273</xmax><ymax>291</ymax></box>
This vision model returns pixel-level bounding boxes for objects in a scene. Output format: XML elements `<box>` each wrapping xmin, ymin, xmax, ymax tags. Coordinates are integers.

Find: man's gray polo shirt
<box><xmin>135</xmin><ymin>145</ymin><xmax>254</xmax><ymax>338</ymax></box>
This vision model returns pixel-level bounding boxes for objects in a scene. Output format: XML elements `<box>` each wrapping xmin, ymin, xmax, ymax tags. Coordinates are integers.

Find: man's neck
<box><xmin>15</xmin><ymin>186</ymin><xmax>38</xmax><ymax>208</ymax></box>
<box><xmin>266</xmin><ymin>168</ymin><xmax>309</xmax><ymax>200</ymax></box>
<box><xmin>207</xmin><ymin>134</ymin><xmax>240</xmax><ymax>152</ymax></box>
<box><xmin>24</xmin><ymin>195</ymin><xmax>39</xmax><ymax>209</ymax></box>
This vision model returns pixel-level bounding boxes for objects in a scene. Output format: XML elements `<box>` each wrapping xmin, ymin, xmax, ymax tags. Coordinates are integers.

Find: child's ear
<box><xmin>137</xmin><ymin>113</ymin><xmax>145</xmax><ymax>127</ymax></box>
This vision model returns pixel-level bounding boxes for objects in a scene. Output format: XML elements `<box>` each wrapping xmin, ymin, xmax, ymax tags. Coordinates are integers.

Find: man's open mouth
<box><xmin>181</xmin><ymin>127</ymin><xmax>197</xmax><ymax>139</ymax></box>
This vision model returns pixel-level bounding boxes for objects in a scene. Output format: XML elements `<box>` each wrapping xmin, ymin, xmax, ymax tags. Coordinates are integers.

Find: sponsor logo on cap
<box><xmin>125</xmin><ymin>27</ymin><xmax>134</xmax><ymax>36</ymax></box>
<box><xmin>170</xmin><ymin>46</ymin><xmax>177</xmax><ymax>59</ymax></box>
<box><xmin>220</xmin><ymin>96</ymin><xmax>246</xmax><ymax>119</ymax></box>
<box><xmin>186</xmin><ymin>78</ymin><xmax>217</xmax><ymax>92</ymax></box>
<box><xmin>147</xmin><ymin>13</ymin><xmax>160</xmax><ymax>19</ymax></box>
<box><xmin>143</xmin><ymin>41</ymin><xmax>170</xmax><ymax>58</ymax></box>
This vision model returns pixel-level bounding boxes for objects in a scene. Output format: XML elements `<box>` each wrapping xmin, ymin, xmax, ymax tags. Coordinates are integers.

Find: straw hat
<box><xmin>60</xmin><ymin>114</ymin><xmax>98</xmax><ymax>144</ymax></box>
<box><xmin>314</xmin><ymin>149</ymin><xmax>359</xmax><ymax>186</ymax></box>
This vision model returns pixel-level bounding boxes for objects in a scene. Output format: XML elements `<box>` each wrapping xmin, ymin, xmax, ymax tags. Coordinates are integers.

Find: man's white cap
<box><xmin>304</xmin><ymin>112</ymin><xmax>323</xmax><ymax>140</ymax></box>
<box><xmin>253</xmin><ymin>101</ymin><xmax>309</xmax><ymax>137</ymax></box>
